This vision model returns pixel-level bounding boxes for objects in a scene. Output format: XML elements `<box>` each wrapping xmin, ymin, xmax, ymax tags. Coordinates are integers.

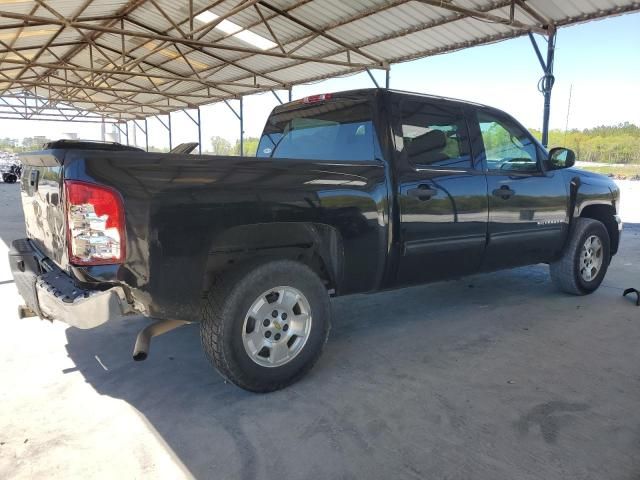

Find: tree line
<box><xmin>210</xmin><ymin>136</ymin><xmax>260</xmax><ymax>156</ymax></box>
<box><xmin>530</xmin><ymin>122</ymin><xmax>640</xmax><ymax>164</ymax></box>
<box><xmin>0</xmin><ymin>136</ymin><xmax>52</xmax><ymax>152</ymax></box>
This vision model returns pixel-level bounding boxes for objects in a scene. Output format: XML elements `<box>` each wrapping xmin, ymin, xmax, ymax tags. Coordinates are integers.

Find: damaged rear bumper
<box><xmin>8</xmin><ymin>238</ymin><xmax>132</xmax><ymax>329</ymax></box>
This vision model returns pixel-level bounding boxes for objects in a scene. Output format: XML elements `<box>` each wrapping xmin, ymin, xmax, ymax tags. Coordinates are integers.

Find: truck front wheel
<box><xmin>550</xmin><ymin>218</ymin><xmax>611</xmax><ymax>295</ymax></box>
<box><xmin>200</xmin><ymin>259</ymin><xmax>331</xmax><ymax>392</ymax></box>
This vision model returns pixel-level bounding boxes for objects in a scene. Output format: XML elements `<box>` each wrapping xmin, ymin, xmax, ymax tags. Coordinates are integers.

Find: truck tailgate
<box><xmin>19</xmin><ymin>151</ymin><xmax>67</xmax><ymax>268</ymax></box>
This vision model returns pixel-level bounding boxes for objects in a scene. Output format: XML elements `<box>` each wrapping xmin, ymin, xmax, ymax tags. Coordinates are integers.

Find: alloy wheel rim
<box><xmin>241</xmin><ymin>286</ymin><xmax>312</xmax><ymax>368</ymax></box>
<box><xmin>580</xmin><ymin>235</ymin><xmax>603</xmax><ymax>282</ymax></box>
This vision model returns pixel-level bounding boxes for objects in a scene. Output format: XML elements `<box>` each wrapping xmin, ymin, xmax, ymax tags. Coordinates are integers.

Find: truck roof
<box><xmin>274</xmin><ymin>88</ymin><xmax>490</xmax><ymax>113</ymax></box>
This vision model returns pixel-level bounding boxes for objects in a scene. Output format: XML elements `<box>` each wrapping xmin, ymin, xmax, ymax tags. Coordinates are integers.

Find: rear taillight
<box><xmin>65</xmin><ymin>180</ymin><xmax>125</xmax><ymax>265</ymax></box>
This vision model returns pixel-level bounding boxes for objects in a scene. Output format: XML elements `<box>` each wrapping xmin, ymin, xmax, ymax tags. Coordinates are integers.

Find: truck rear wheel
<box><xmin>550</xmin><ymin>218</ymin><xmax>610</xmax><ymax>295</ymax></box>
<box><xmin>200</xmin><ymin>259</ymin><xmax>331</xmax><ymax>392</ymax></box>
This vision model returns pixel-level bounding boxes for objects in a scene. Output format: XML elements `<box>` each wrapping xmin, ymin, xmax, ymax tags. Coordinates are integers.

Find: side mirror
<box><xmin>548</xmin><ymin>147</ymin><xmax>575</xmax><ymax>170</ymax></box>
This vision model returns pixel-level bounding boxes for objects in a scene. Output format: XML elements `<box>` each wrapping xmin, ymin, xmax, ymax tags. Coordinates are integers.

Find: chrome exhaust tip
<box><xmin>132</xmin><ymin>319</ymin><xmax>190</xmax><ymax>361</ymax></box>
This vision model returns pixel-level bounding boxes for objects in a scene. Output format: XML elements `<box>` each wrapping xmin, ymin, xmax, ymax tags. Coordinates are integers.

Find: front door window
<box><xmin>478</xmin><ymin>111</ymin><xmax>540</xmax><ymax>174</ymax></box>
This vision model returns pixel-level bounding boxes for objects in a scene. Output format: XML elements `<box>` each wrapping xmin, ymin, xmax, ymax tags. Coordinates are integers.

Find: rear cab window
<box><xmin>257</xmin><ymin>95</ymin><xmax>377</xmax><ymax>161</ymax></box>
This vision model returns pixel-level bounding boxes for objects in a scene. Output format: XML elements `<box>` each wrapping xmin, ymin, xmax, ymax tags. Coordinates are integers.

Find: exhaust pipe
<box><xmin>132</xmin><ymin>319</ymin><xmax>191</xmax><ymax>361</ymax></box>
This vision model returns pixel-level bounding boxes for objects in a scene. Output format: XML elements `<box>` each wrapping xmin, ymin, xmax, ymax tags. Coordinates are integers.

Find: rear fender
<box><xmin>203</xmin><ymin>223</ymin><xmax>343</xmax><ymax>294</ymax></box>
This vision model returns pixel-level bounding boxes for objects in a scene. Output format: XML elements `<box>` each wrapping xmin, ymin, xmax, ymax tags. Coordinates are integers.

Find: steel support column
<box><xmin>366</xmin><ymin>68</ymin><xmax>380</xmax><ymax>88</ymax></box>
<box><xmin>115</xmin><ymin>122</ymin><xmax>128</xmax><ymax>145</ymax></box>
<box><xmin>197</xmin><ymin>107</ymin><xmax>202</xmax><ymax>154</ymax></box>
<box><xmin>529</xmin><ymin>30</ymin><xmax>557</xmax><ymax>147</ymax></box>
<box><xmin>144</xmin><ymin>118</ymin><xmax>149</xmax><ymax>152</ymax></box>
<box><xmin>542</xmin><ymin>32</ymin><xmax>556</xmax><ymax>147</ymax></box>
<box><xmin>224</xmin><ymin>98</ymin><xmax>244</xmax><ymax>156</ymax></box>
<box><xmin>271</xmin><ymin>89</ymin><xmax>284</xmax><ymax>105</ymax></box>
<box><xmin>155</xmin><ymin>114</ymin><xmax>172</xmax><ymax>151</ymax></box>
<box><xmin>239</xmin><ymin>96</ymin><xmax>244</xmax><ymax>156</ymax></box>
<box><xmin>183</xmin><ymin>108</ymin><xmax>203</xmax><ymax>154</ymax></box>
<box><xmin>386</xmin><ymin>68</ymin><xmax>390</xmax><ymax>89</ymax></box>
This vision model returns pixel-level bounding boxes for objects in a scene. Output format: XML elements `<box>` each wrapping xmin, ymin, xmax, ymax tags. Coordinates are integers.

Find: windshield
<box><xmin>257</xmin><ymin>98</ymin><xmax>375</xmax><ymax>161</ymax></box>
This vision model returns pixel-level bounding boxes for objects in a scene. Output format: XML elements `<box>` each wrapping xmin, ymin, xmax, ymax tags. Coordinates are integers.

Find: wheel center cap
<box><xmin>273</xmin><ymin>321</ymin><xmax>282</xmax><ymax>331</ymax></box>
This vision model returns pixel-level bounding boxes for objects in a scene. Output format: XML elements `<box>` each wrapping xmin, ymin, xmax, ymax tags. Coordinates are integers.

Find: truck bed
<box><xmin>19</xmin><ymin>147</ymin><xmax>389</xmax><ymax>322</ymax></box>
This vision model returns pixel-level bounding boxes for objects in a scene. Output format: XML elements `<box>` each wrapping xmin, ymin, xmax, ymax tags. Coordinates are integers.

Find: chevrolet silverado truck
<box><xmin>9</xmin><ymin>89</ymin><xmax>622</xmax><ymax>392</ymax></box>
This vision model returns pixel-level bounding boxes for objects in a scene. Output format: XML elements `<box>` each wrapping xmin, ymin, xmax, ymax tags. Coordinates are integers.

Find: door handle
<box><xmin>492</xmin><ymin>185</ymin><xmax>515</xmax><ymax>200</ymax></box>
<box><xmin>407</xmin><ymin>184</ymin><xmax>438</xmax><ymax>200</ymax></box>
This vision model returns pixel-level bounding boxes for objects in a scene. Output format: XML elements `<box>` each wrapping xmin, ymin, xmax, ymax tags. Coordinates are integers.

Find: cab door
<box><xmin>392</xmin><ymin>95</ymin><xmax>488</xmax><ymax>286</ymax></box>
<box><xmin>469</xmin><ymin>107</ymin><xmax>569</xmax><ymax>271</ymax></box>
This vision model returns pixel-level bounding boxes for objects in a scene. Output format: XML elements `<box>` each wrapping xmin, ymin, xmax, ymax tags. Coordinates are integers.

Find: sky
<box><xmin>1</xmin><ymin>11</ymin><xmax>639</xmax><ymax>150</ymax></box>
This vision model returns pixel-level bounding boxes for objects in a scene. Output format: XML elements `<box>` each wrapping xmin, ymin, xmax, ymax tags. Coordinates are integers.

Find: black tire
<box><xmin>200</xmin><ymin>259</ymin><xmax>331</xmax><ymax>393</ymax></box>
<box><xmin>550</xmin><ymin>218</ymin><xmax>611</xmax><ymax>295</ymax></box>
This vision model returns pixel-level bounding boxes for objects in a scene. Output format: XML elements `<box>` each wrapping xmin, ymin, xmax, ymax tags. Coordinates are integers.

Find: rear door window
<box><xmin>398</xmin><ymin>99</ymin><xmax>472</xmax><ymax>169</ymax></box>
<box><xmin>257</xmin><ymin>99</ymin><xmax>375</xmax><ymax>161</ymax></box>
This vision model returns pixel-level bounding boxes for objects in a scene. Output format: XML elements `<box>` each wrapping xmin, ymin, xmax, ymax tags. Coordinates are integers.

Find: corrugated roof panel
<box><xmin>0</xmin><ymin>0</ymin><xmax>637</xmax><ymax>120</ymax></box>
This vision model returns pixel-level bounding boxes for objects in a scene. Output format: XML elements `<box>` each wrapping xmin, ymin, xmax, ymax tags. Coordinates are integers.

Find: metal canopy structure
<box><xmin>0</xmin><ymin>0</ymin><xmax>638</xmax><ymax>145</ymax></box>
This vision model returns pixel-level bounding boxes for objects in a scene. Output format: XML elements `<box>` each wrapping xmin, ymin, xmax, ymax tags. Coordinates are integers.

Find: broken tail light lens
<box><xmin>65</xmin><ymin>180</ymin><xmax>125</xmax><ymax>265</ymax></box>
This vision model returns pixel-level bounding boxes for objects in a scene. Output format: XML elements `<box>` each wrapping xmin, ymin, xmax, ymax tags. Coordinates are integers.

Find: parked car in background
<box><xmin>9</xmin><ymin>89</ymin><xmax>622</xmax><ymax>392</ymax></box>
<box><xmin>0</xmin><ymin>155</ymin><xmax>21</xmax><ymax>183</ymax></box>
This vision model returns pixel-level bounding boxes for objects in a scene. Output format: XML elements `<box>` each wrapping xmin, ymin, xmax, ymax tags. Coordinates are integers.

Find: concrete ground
<box><xmin>1</xmin><ymin>180</ymin><xmax>639</xmax><ymax>480</ymax></box>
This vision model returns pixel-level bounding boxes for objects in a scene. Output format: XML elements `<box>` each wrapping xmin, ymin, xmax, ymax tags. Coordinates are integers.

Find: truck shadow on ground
<box><xmin>60</xmin><ymin>253</ymin><xmax>626</xmax><ymax>480</ymax></box>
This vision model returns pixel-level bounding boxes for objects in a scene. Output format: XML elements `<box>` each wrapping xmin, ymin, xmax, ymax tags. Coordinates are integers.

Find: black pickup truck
<box><xmin>9</xmin><ymin>89</ymin><xmax>622</xmax><ymax>392</ymax></box>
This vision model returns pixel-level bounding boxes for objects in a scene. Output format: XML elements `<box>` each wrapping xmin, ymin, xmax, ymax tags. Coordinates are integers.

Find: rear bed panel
<box><xmin>63</xmin><ymin>150</ymin><xmax>388</xmax><ymax>322</ymax></box>
<box><xmin>19</xmin><ymin>142</ymin><xmax>144</xmax><ymax>272</ymax></box>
